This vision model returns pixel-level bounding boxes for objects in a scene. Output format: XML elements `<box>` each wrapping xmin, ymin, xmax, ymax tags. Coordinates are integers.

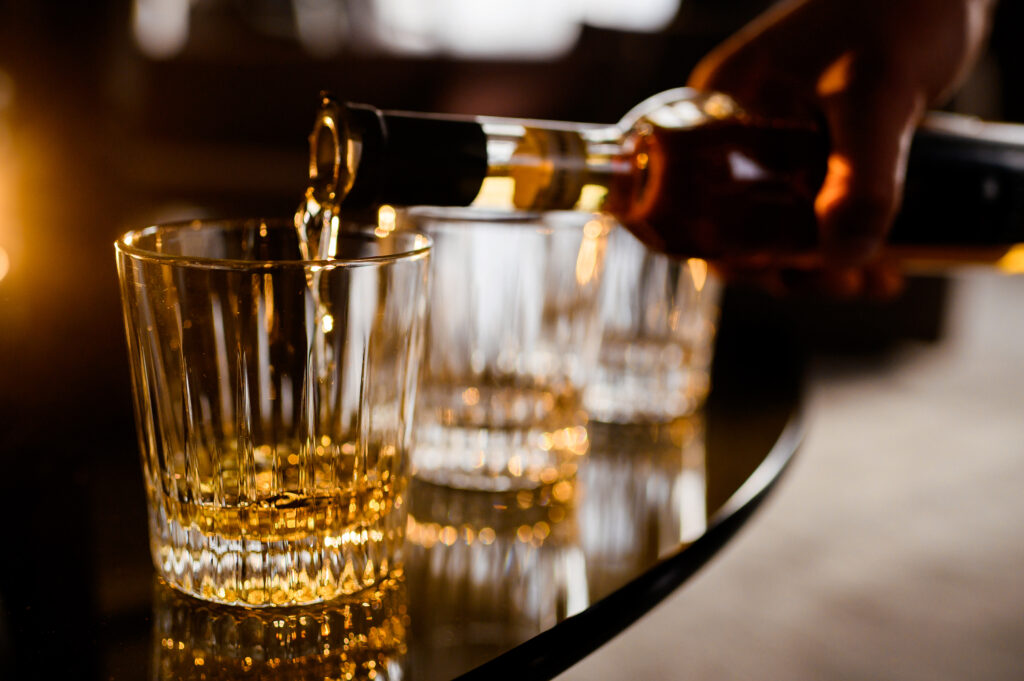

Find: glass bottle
<box><xmin>305</xmin><ymin>88</ymin><xmax>1024</xmax><ymax>266</ymax></box>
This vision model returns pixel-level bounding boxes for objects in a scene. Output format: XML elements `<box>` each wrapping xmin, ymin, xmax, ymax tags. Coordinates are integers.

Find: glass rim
<box><xmin>402</xmin><ymin>206</ymin><xmax>607</xmax><ymax>230</ymax></box>
<box><xmin>115</xmin><ymin>218</ymin><xmax>432</xmax><ymax>271</ymax></box>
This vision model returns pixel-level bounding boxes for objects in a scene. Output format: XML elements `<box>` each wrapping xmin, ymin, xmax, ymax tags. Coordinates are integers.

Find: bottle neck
<box><xmin>472</xmin><ymin>117</ymin><xmax>627</xmax><ymax>213</ymax></box>
<box><xmin>312</xmin><ymin>98</ymin><xmax>628</xmax><ymax>215</ymax></box>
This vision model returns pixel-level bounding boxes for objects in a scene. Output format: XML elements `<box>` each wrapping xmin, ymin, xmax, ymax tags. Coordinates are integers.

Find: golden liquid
<box><xmin>169</xmin><ymin>486</ymin><xmax>386</xmax><ymax>542</ymax></box>
<box><xmin>161</xmin><ymin>443</ymin><xmax>400</xmax><ymax>541</ymax></box>
<box><xmin>149</xmin><ymin>439</ymin><xmax>407</xmax><ymax>607</ymax></box>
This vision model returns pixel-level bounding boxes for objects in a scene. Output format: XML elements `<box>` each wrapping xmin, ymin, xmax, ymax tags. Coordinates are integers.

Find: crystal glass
<box><xmin>116</xmin><ymin>218</ymin><xmax>430</xmax><ymax>607</ymax></box>
<box><xmin>399</xmin><ymin>208</ymin><xmax>610</xmax><ymax>491</ymax></box>
<box><xmin>583</xmin><ymin>226</ymin><xmax>722</xmax><ymax>423</ymax></box>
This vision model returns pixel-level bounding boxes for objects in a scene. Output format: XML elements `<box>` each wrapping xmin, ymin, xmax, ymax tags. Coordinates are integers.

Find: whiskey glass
<box><xmin>583</xmin><ymin>225</ymin><xmax>721</xmax><ymax>423</ymax></box>
<box><xmin>116</xmin><ymin>218</ymin><xmax>430</xmax><ymax>606</ymax></box>
<box><xmin>399</xmin><ymin>208</ymin><xmax>610</xmax><ymax>491</ymax></box>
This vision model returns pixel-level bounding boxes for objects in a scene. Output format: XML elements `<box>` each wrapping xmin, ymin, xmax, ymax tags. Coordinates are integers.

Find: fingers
<box><xmin>697</xmin><ymin>47</ymin><xmax>927</xmax><ymax>273</ymax></box>
<box><xmin>814</xmin><ymin>57</ymin><xmax>926</xmax><ymax>266</ymax></box>
<box><xmin>688</xmin><ymin>28</ymin><xmax>814</xmax><ymax>121</ymax></box>
<box><xmin>686</xmin><ymin>3</ymin><xmax>932</xmax><ymax>296</ymax></box>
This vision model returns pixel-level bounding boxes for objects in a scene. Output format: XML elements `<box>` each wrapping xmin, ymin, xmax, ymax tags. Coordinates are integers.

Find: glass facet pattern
<box><xmin>116</xmin><ymin>219</ymin><xmax>430</xmax><ymax>606</ymax></box>
<box><xmin>401</xmin><ymin>209</ymin><xmax>610</xmax><ymax>491</ymax></box>
<box><xmin>584</xmin><ymin>225</ymin><xmax>721</xmax><ymax>423</ymax></box>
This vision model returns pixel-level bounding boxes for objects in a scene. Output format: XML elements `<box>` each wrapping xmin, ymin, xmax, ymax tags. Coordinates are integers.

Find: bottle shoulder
<box><xmin>619</xmin><ymin>88</ymin><xmax>745</xmax><ymax>132</ymax></box>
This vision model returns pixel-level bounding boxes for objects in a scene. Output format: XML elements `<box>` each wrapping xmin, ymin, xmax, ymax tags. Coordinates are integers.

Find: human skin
<box><xmin>689</xmin><ymin>0</ymin><xmax>997</xmax><ymax>296</ymax></box>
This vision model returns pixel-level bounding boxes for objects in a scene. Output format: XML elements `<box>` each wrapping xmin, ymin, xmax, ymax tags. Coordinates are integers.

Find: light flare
<box><xmin>996</xmin><ymin>243</ymin><xmax>1024</xmax><ymax>274</ymax></box>
<box><xmin>375</xmin><ymin>204</ymin><xmax>397</xmax><ymax>238</ymax></box>
<box><xmin>686</xmin><ymin>258</ymin><xmax>708</xmax><ymax>292</ymax></box>
<box><xmin>575</xmin><ymin>220</ymin><xmax>605</xmax><ymax>285</ymax></box>
<box><xmin>815</xmin><ymin>154</ymin><xmax>854</xmax><ymax>217</ymax></box>
<box><xmin>817</xmin><ymin>52</ymin><xmax>855</xmax><ymax>97</ymax></box>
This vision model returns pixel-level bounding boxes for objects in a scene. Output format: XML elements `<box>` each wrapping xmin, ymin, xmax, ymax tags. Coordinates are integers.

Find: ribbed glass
<box><xmin>400</xmin><ymin>208</ymin><xmax>611</xmax><ymax>491</ymax></box>
<box><xmin>116</xmin><ymin>219</ymin><xmax>430</xmax><ymax>607</ymax></box>
<box><xmin>584</xmin><ymin>225</ymin><xmax>721</xmax><ymax>423</ymax></box>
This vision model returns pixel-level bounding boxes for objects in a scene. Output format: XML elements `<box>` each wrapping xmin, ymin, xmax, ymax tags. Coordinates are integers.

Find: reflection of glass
<box><xmin>584</xmin><ymin>227</ymin><xmax>721</xmax><ymax>423</ymax></box>
<box><xmin>151</xmin><ymin>576</ymin><xmax>408</xmax><ymax>680</ymax></box>
<box><xmin>401</xmin><ymin>208</ymin><xmax>610</xmax><ymax>491</ymax></box>
<box><xmin>578</xmin><ymin>417</ymin><xmax>707</xmax><ymax>598</ymax></box>
<box><xmin>404</xmin><ymin>479</ymin><xmax>588</xmax><ymax>677</ymax></box>
<box><xmin>116</xmin><ymin>220</ymin><xmax>430</xmax><ymax>606</ymax></box>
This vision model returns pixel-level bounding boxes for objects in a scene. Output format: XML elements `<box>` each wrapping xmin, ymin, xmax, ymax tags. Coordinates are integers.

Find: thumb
<box><xmin>815</xmin><ymin>63</ymin><xmax>925</xmax><ymax>265</ymax></box>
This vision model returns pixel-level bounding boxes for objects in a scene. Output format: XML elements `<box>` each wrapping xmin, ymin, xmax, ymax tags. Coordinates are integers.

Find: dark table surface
<box><xmin>0</xmin><ymin>296</ymin><xmax>803</xmax><ymax>680</ymax></box>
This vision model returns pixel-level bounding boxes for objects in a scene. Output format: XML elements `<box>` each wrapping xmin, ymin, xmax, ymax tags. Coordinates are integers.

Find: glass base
<box><xmin>413</xmin><ymin>422</ymin><xmax>586</xmax><ymax>492</ymax></box>
<box><xmin>413</xmin><ymin>383</ymin><xmax>587</xmax><ymax>491</ymax></box>
<box><xmin>583</xmin><ymin>360</ymin><xmax>710</xmax><ymax>424</ymax></box>
<box><xmin>149</xmin><ymin>502</ymin><xmax>404</xmax><ymax>607</ymax></box>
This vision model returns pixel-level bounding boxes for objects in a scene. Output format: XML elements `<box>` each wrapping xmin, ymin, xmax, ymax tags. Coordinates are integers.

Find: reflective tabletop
<box><xmin>0</xmin><ymin>304</ymin><xmax>803</xmax><ymax>680</ymax></box>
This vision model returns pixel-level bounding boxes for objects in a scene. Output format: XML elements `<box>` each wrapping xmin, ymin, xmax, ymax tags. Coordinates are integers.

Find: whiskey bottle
<box><xmin>306</xmin><ymin>89</ymin><xmax>1024</xmax><ymax>266</ymax></box>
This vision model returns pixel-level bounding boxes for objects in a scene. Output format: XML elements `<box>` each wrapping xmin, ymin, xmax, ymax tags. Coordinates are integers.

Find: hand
<box><xmin>689</xmin><ymin>0</ymin><xmax>996</xmax><ymax>296</ymax></box>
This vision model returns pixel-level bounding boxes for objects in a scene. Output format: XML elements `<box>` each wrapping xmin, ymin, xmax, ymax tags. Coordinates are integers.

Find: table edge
<box><xmin>453</xmin><ymin>403</ymin><xmax>806</xmax><ymax>681</ymax></box>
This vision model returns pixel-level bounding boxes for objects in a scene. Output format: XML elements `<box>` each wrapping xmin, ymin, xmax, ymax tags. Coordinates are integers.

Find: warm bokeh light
<box><xmin>576</xmin><ymin>219</ymin><xmax>607</xmax><ymax>285</ymax></box>
<box><xmin>366</xmin><ymin>0</ymin><xmax>680</xmax><ymax>59</ymax></box>
<box><xmin>0</xmin><ymin>68</ymin><xmax>16</xmax><ymax>284</ymax></box>
<box><xmin>375</xmin><ymin>204</ymin><xmax>397</xmax><ymax>237</ymax></box>
<box><xmin>686</xmin><ymin>257</ymin><xmax>708</xmax><ymax>291</ymax></box>
<box><xmin>132</xmin><ymin>0</ymin><xmax>190</xmax><ymax>58</ymax></box>
<box><xmin>475</xmin><ymin>176</ymin><xmax>516</xmax><ymax>207</ymax></box>
<box><xmin>995</xmin><ymin>243</ymin><xmax>1024</xmax><ymax>274</ymax></box>
<box><xmin>578</xmin><ymin>183</ymin><xmax>608</xmax><ymax>211</ymax></box>
<box><xmin>584</xmin><ymin>0</ymin><xmax>680</xmax><ymax>31</ymax></box>
<box><xmin>371</xmin><ymin>0</ymin><xmax>584</xmax><ymax>60</ymax></box>
<box><xmin>128</xmin><ymin>0</ymin><xmax>682</xmax><ymax>60</ymax></box>
<box><xmin>461</xmin><ymin>386</ymin><xmax>480</xmax><ymax>405</ymax></box>
<box><xmin>815</xmin><ymin>154</ymin><xmax>854</xmax><ymax>218</ymax></box>
<box><xmin>816</xmin><ymin>52</ymin><xmax>854</xmax><ymax>97</ymax></box>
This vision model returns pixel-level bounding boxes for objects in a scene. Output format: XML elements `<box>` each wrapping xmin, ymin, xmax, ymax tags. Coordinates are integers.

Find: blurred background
<box><xmin>1</xmin><ymin>1</ymin><xmax>1023</xmax><ymax>678</ymax></box>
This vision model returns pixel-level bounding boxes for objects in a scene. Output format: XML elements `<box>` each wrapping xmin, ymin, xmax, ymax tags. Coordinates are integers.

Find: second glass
<box><xmin>583</xmin><ymin>226</ymin><xmax>722</xmax><ymax>423</ymax></box>
<box><xmin>401</xmin><ymin>208</ymin><xmax>610</xmax><ymax>491</ymax></box>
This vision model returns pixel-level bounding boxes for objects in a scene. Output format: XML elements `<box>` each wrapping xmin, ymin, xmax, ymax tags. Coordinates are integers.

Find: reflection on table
<box><xmin>142</xmin><ymin>412</ymin><xmax>712</xmax><ymax>681</ymax></box>
<box><xmin>0</xmin><ymin>308</ymin><xmax>802</xmax><ymax>681</ymax></box>
<box><xmin>580</xmin><ymin>417</ymin><xmax>707</xmax><ymax>599</ymax></box>
<box><xmin>405</xmin><ymin>476</ymin><xmax>587</xmax><ymax>679</ymax></box>
<box><xmin>152</xmin><ymin>576</ymin><xmax>407</xmax><ymax>680</ymax></box>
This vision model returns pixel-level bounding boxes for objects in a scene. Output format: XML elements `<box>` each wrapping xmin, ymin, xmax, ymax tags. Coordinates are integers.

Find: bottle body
<box><xmin>468</xmin><ymin>90</ymin><xmax>831</xmax><ymax>263</ymax></box>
